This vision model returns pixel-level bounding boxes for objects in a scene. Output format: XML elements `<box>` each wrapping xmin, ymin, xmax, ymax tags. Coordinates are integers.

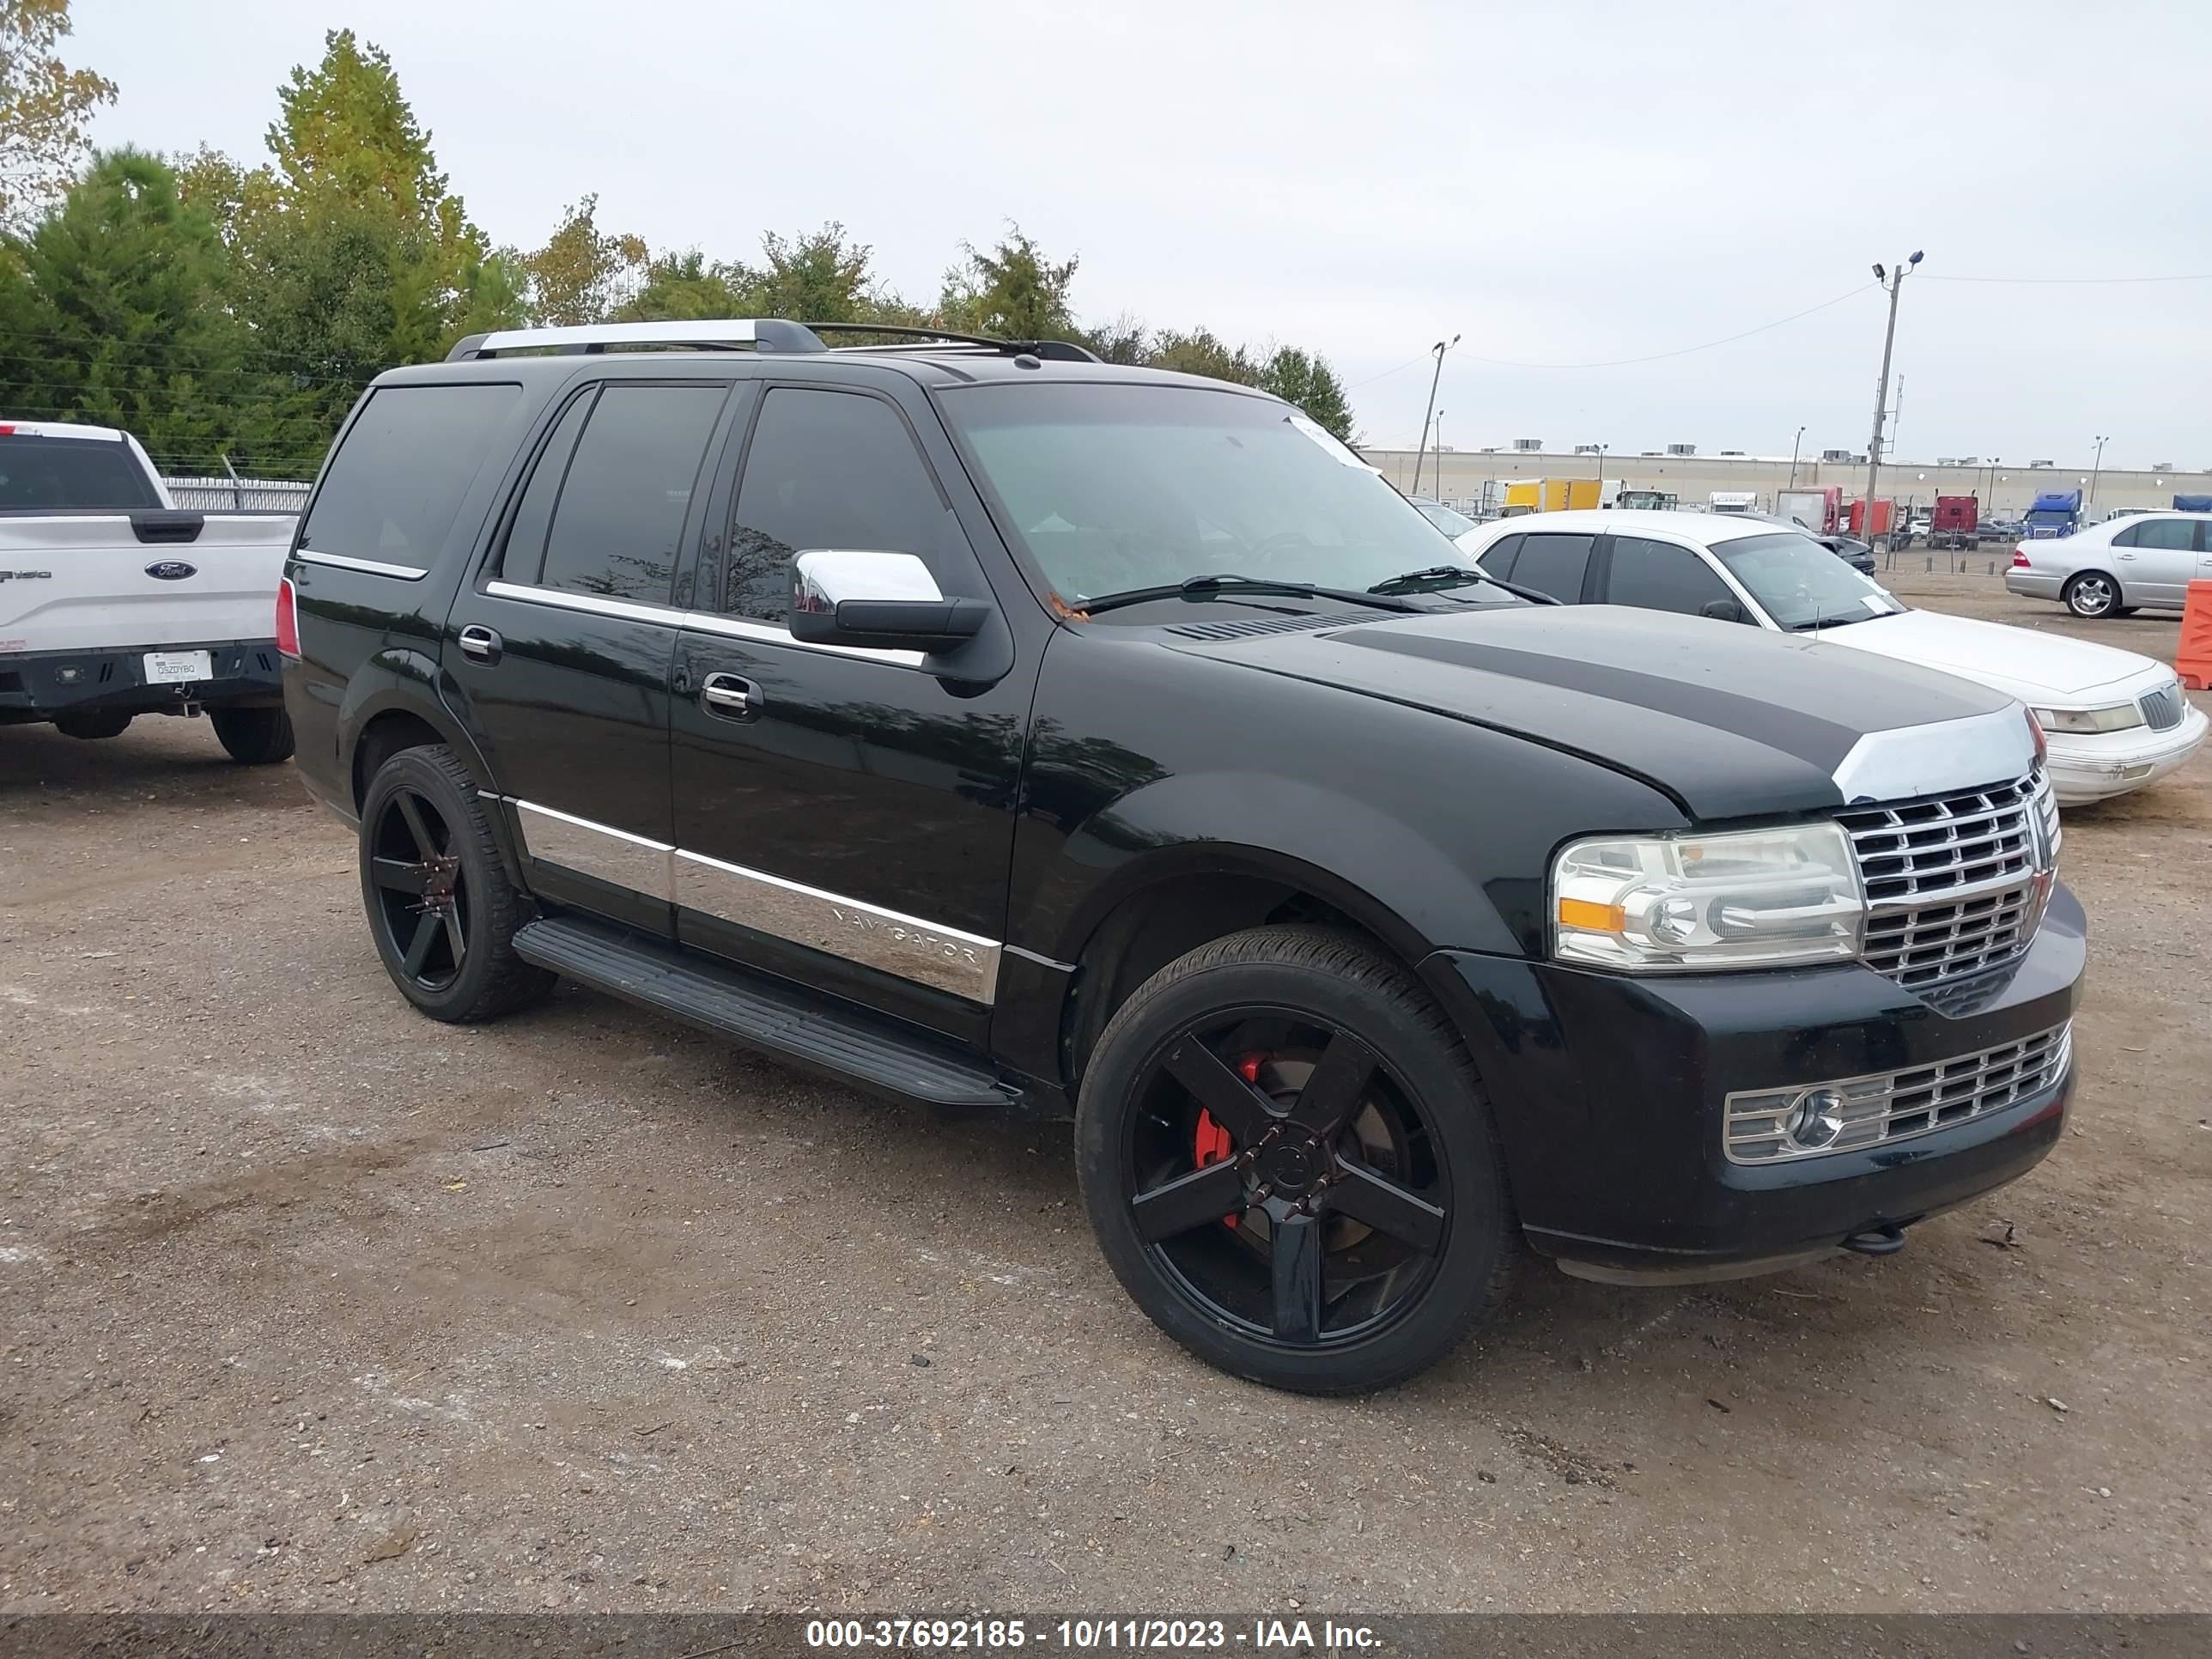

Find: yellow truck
<box><xmin>1500</xmin><ymin>477</ymin><xmax>1605</xmax><ymax>514</ymax></box>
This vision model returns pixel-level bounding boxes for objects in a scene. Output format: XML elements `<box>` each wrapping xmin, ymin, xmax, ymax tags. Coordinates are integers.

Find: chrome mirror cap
<box><xmin>793</xmin><ymin>550</ymin><xmax>943</xmax><ymax>614</ymax></box>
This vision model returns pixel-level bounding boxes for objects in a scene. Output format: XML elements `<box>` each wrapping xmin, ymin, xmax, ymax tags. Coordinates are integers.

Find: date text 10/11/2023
<box><xmin>805</xmin><ymin>1618</ymin><xmax>1384</xmax><ymax>1650</ymax></box>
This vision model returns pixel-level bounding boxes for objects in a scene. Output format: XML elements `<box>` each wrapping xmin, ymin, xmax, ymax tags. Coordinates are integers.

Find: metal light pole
<box><xmin>2088</xmin><ymin>434</ymin><xmax>2110</xmax><ymax>515</ymax></box>
<box><xmin>1409</xmin><ymin>333</ymin><xmax>1459</xmax><ymax>495</ymax></box>
<box><xmin>1593</xmin><ymin>442</ymin><xmax>1608</xmax><ymax>507</ymax></box>
<box><xmin>1860</xmin><ymin>252</ymin><xmax>1922</xmax><ymax>547</ymax></box>
<box><xmin>1432</xmin><ymin>410</ymin><xmax>1445</xmax><ymax>501</ymax></box>
<box><xmin>1787</xmin><ymin>424</ymin><xmax>1806</xmax><ymax>489</ymax></box>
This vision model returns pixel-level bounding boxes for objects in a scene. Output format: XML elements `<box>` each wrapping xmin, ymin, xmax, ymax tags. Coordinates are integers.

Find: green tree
<box><xmin>621</xmin><ymin>247</ymin><xmax>741</xmax><ymax>321</ymax></box>
<box><xmin>621</xmin><ymin>224</ymin><xmax>932</xmax><ymax>340</ymax></box>
<box><xmin>0</xmin><ymin>149</ymin><xmax>299</xmax><ymax>471</ymax></box>
<box><xmin>729</xmin><ymin>222</ymin><xmax>904</xmax><ymax>325</ymax></box>
<box><xmin>1082</xmin><ymin>312</ymin><xmax>1151</xmax><ymax>365</ymax></box>
<box><xmin>1146</xmin><ymin>326</ymin><xmax>1261</xmax><ymax>386</ymax></box>
<box><xmin>0</xmin><ymin>0</ymin><xmax>114</xmax><ymax>229</ymax></box>
<box><xmin>1259</xmin><ymin>345</ymin><xmax>1354</xmax><ymax>440</ymax></box>
<box><xmin>939</xmin><ymin>223</ymin><xmax>1079</xmax><ymax>341</ymax></box>
<box><xmin>165</xmin><ymin>32</ymin><xmax>522</xmax><ymax>459</ymax></box>
<box><xmin>523</xmin><ymin>193</ymin><xmax>647</xmax><ymax>325</ymax></box>
<box><xmin>264</xmin><ymin>28</ymin><xmax>447</xmax><ymax>221</ymax></box>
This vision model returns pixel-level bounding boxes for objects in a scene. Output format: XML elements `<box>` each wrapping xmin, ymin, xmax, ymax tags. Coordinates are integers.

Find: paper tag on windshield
<box><xmin>1862</xmin><ymin>594</ymin><xmax>1892</xmax><ymax>613</ymax></box>
<box><xmin>1288</xmin><ymin>415</ymin><xmax>1380</xmax><ymax>471</ymax></box>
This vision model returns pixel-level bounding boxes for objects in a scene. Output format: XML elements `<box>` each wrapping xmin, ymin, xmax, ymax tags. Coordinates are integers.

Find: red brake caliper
<box><xmin>1193</xmin><ymin>1054</ymin><xmax>1266</xmax><ymax>1230</ymax></box>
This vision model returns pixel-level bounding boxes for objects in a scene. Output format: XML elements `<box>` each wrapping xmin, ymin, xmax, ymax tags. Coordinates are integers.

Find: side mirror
<box><xmin>1700</xmin><ymin>598</ymin><xmax>1749</xmax><ymax>624</ymax></box>
<box><xmin>787</xmin><ymin>550</ymin><xmax>992</xmax><ymax>655</ymax></box>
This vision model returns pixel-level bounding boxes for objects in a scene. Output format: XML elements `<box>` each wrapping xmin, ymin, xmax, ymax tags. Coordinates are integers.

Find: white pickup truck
<box><xmin>1</xmin><ymin>419</ymin><xmax>298</xmax><ymax>762</ymax></box>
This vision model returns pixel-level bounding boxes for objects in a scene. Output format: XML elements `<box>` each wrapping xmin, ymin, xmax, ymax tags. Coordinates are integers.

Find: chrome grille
<box><xmin>1725</xmin><ymin>1021</ymin><xmax>2071</xmax><ymax>1164</ymax></box>
<box><xmin>2139</xmin><ymin>684</ymin><xmax>2185</xmax><ymax>732</ymax></box>
<box><xmin>1838</xmin><ymin>771</ymin><xmax>2057</xmax><ymax>992</ymax></box>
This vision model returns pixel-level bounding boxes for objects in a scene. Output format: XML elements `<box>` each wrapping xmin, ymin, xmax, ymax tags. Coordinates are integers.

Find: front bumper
<box><xmin>2045</xmin><ymin>704</ymin><xmax>2208</xmax><ymax>803</ymax></box>
<box><xmin>1421</xmin><ymin>883</ymin><xmax>2086</xmax><ymax>1280</ymax></box>
<box><xmin>0</xmin><ymin>640</ymin><xmax>285</xmax><ymax>722</ymax></box>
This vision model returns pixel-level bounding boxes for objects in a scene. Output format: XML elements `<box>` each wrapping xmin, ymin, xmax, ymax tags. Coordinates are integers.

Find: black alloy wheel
<box><xmin>1127</xmin><ymin>1013</ymin><xmax>1449</xmax><ymax>1348</ymax></box>
<box><xmin>1078</xmin><ymin>926</ymin><xmax>1515</xmax><ymax>1395</ymax></box>
<box><xmin>368</xmin><ymin>784</ymin><xmax>471</xmax><ymax>993</ymax></box>
<box><xmin>355</xmin><ymin>744</ymin><xmax>553</xmax><ymax>1023</ymax></box>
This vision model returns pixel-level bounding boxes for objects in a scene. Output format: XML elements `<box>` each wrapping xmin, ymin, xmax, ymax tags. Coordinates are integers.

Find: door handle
<box><xmin>458</xmin><ymin>624</ymin><xmax>503</xmax><ymax>663</ymax></box>
<box><xmin>700</xmin><ymin>672</ymin><xmax>759</xmax><ymax>718</ymax></box>
<box><xmin>2116</xmin><ymin>552</ymin><xmax>2135</xmax><ymax>561</ymax></box>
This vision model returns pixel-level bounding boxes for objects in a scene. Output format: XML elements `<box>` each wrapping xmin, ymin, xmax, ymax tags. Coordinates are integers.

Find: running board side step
<box><xmin>511</xmin><ymin>915</ymin><xmax>1023</xmax><ymax>1109</ymax></box>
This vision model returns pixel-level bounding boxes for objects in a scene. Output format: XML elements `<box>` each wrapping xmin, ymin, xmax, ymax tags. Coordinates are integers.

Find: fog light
<box><xmin>1781</xmin><ymin>1088</ymin><xmax>1845</xmax><ymax>1150</ymax></box>
<box><xmin>55</xmin><ymin>665</ymin><xmax>82</xmax><ymax>684</ymax></box>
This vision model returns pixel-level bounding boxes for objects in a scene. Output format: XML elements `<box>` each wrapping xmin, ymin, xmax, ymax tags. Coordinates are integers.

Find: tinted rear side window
<box><xmin>1477</xmin><ymin>533</ymin><xmax>1523</xmax><ymax>578</ymax></box>
<box><xmin>725</xmin><ymin>388</ymin><xmax>951</xmax><ymax>623</ymax></box>
<box><xmin>301</xmin><ymin>384</ymin><xmax>519</xmax><ymax>571</ymax></box>
<box><xmin>2118</xmin><ymin>518</ymin><xmax>2196</xmax><ymax>550</ymax></box>
<box><xmin>0</xmin><ymin>434</ymin><xmax>161</xmax><ymax>511</ymax></box>
<box><xmin>499</xmin><ymin>389</ymin><xmax>598</xmax><ymax>581</ymax></box>
<box><xmin>1606</xmin><ymin>536</ymin><xmax>1735</xmax><ymax>616</ymax></box>
<box><xmin>1510</xmin><ymin>533</ymin><xmax>1594</xmax><ymax>602</ymax></box>
<box><xmin>538</xmin><ymin>383</ymin><xmax>728</xmax><ymax>604</ymax></box>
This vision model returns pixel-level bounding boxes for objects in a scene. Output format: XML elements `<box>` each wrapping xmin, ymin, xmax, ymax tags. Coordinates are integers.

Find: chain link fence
<box><xmin>161</xmin><ymin>475</ymin><xmax>313</xmax><ymax>514</ymax></box>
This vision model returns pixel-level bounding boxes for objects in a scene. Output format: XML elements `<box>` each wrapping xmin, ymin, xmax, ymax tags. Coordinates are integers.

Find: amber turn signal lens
<box><xmin>1557</xmin><ymin>896</ymin><xmax>1626</xmax><ymax>933</ymax></box>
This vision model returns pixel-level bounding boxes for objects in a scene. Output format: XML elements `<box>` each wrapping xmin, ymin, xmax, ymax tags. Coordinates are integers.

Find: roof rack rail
<box><xmin>802</xmin><ymin>322</ymin><xmax>1102</xmax><ymax>363</ymax></box>
<box><xmin>445</xmin><ymin>319</ymin><xmax>828</xmax><ymax>362</ymax></box>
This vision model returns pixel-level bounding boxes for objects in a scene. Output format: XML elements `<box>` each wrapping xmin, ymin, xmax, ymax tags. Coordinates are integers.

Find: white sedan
<box><xmin>1455</xmin><ymin>509</ymin><xmax>2206</xmax><ymax>805</ymax></box>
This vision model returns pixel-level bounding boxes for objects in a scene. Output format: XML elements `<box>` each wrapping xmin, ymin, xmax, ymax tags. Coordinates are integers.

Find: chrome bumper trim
<box><xmin>1724</xmin><ymin>1020</ymin><xmax>2071</xmax><ymax>1164</ymax></box>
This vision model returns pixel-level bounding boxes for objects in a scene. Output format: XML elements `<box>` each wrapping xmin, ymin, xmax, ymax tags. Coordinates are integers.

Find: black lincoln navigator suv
<box><xmin>278</xmin><ymin>319</ymin><xmax>2082</xmax><ymax>1394</ymax></box>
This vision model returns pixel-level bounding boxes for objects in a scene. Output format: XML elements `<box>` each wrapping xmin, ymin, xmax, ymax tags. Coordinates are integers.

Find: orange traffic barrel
<box><xmin>2180</xmin><ymin>580</ymin><xmax>2212</xmax><ymax>690</ymax></box>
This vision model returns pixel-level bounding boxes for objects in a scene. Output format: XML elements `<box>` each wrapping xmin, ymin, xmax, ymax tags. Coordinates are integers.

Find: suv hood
<box><xmin>1808</xmin><ymin>606</ymin><xmax>2169</xmax><ymax>702</ymax></box>
<box><xmin>1158</xmin><ymin>604</ymin><xmax>2033</xmax><ymax>820</ymax></box>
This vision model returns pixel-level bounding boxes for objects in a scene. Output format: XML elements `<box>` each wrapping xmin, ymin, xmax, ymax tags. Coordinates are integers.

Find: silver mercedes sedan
<box><xmin>2003</xmin><ymin>513</ymin><xmax>2212</xmax><ymax>618</ymax></box>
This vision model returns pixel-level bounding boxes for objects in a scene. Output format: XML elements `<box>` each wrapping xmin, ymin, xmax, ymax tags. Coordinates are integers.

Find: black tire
<box><xmin>52</xmin><ymin>709</ymin><xmax>131</xmax><ymax>740</ymax></box>
<box><xmin>210</xmin><ymin>705</ymin><xmax>295</xmax><ymax>764</ymax></box>
<box><xmin>2063</xmin><ymin>571</ymin><xmax>2120</xmax><ymax>618</ymax></box>
<box><xmin>1076</xmin><ymin>925</ymin><xmax>1516</xmax><ymax>1395</ymax></box>
<box><xmin>357</xmin><ymin>744</ymin><xmax>554</xmax><ymax>1023</ymax></box>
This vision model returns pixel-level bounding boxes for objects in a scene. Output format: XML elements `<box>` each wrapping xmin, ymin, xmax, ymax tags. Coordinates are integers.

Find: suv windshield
<box><xmin>1712</xmin><ymin>530</ymin><xmax>1902</xmax><ymax>630</ymax></box>
<box><xmin>941</xmin><ymin>384</ymin><xmax>1505</xmax><ymax>613</ymax></box>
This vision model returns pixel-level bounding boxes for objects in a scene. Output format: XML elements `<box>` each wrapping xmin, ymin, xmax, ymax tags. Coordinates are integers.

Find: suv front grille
<box><xmin>1724</xmin><ymin>1021</ymin><xmax>2071</xmax><ymax>1163</ymax></box>
<box><xmin>1837</xmin><ymin>771</ymin><xmax>2057</xmax><ymax>992</ymax></box>
<box><xmin>2139</xmin><ymin>684</ymin><xmax>2185</xmax><ymax>732</ymax></box>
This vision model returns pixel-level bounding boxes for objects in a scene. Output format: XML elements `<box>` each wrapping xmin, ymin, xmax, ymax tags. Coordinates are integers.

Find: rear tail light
<box><xmin>2012</xmin><ymin>548</ymin><xmax>2031</xmax><ymax>568</ymax></box>
<box><xmin>276</xmin><ymin>575</ymin><xmax>300</xmax><ymax>659</ymax></box>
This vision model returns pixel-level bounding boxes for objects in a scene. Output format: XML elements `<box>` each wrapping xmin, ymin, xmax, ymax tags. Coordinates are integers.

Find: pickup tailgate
<box><xmin>0</xmin><ymin>513</ymin><xmax>296</xmax><ymax>653</ymax></box>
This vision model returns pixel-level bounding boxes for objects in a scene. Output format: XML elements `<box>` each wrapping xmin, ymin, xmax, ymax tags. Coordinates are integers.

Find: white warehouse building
<box><xmin>1362</xmin><ymin>442</ymin><xmax>2211</xmax><ymax>523</ymax></box>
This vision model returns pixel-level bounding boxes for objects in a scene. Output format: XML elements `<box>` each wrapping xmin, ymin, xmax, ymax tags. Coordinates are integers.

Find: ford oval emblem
<box><xmin>145</xmin><ymin>560</ymin><xmax>198</xmax><ymax>581</ymax></box>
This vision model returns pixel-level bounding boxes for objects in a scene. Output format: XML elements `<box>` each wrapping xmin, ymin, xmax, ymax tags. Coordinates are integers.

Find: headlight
<box><xmin>2030</xmin><ymin>703</ymin><xmax>2143</xmax><ymax>735</ymax></box>
<box><xmin>1552</xmin><ymin>822</ymin><xmax>1865</xmax><ymax>971</ymax></box>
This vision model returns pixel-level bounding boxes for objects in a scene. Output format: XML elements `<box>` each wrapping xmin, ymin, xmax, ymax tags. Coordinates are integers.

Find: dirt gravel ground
<box><xmin>2</xmin><ymin>570</ymin><xmax>2207</xmax><ymax>1615</ymax></box>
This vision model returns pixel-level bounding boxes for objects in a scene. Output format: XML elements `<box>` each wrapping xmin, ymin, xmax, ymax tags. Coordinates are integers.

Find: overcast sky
<box><xmin>74</xmin><ymin>0</ymin><xmax>2212</xmax><ymax>467</ymax></box>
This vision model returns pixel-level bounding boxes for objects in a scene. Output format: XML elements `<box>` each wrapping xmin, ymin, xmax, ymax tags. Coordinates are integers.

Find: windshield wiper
<box><xmin>1076</xmin><ymin>573</ymin><xmax>1427</xmax><ymax>618</ymax></box>
<box><xmin>1787</xmin><ymin>610</ymin><xmax>1872</xmax><ymax>632</ymax></box>
<box><xmin>1368</xmin><ymin>563</ymin><xmax>1560</xmax><ymax>605</ymax></box>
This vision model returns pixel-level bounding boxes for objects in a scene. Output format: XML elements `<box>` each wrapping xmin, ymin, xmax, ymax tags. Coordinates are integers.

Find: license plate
<box><xmin>143</xmin><ymin>649</ymin><xmax>213</xmax><ymax>685</ymax></box>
